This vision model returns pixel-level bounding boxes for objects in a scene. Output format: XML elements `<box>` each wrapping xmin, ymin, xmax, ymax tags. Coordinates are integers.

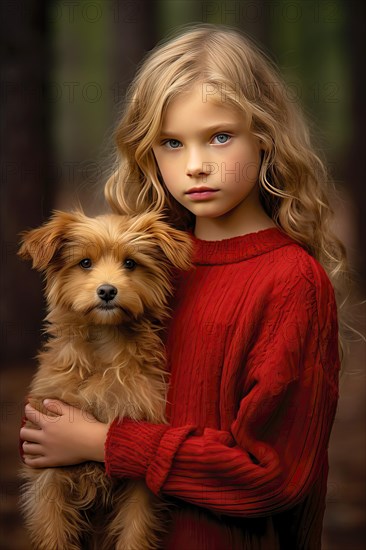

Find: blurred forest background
<box><xmin>1</xmin><ymin>0</ymin><xmax>365</xmax><ymax>548</ymax></box>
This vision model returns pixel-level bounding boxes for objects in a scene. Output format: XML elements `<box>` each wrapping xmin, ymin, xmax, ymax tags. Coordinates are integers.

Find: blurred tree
<box><xmin>1</xmin><ymin>0</ymin><xmax>54</xmax><ymax>363</ymax></box>
<box><xmin>344</xmin><ymin>0</ymin><xmax>365</xmax><ymax>285</ymax></box>
<box><xmin>51</xmin><ymin>0</ymin><xmax>158</xmax><ymax>212</ymax></box>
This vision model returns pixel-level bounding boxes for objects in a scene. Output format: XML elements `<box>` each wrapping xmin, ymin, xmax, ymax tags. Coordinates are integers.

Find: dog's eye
<box><xmin>79</xmin><ymin>258</ymin><xmax>92</xmax><ymax>269</ymax></box>
<box><xmin>124</xmin><ymin>258</ymin><xmax>137</xmax><ymax>270</ymax></box>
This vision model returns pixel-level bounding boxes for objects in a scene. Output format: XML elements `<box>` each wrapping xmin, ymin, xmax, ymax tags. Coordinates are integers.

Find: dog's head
<box><xmin>18</xmin><ymin>210</ymin><xmax>193</xmax><ymax>324</ymax></box>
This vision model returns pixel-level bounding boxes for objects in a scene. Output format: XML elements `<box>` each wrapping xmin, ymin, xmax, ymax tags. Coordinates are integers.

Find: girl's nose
<box><xmin>185</xmin><ymin>148</ymin><xmax>211</xmax><ymax>178</ymax></box>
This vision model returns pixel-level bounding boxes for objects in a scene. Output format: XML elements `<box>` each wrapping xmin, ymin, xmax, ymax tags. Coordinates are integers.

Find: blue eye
<box><xmin>164</xmin><ymin>139</ymin><xmax>182</xmax><ymax>149</ymax></box>
<box><xmin>79</xmin><ymin>258</ymin><xmax>92</xmax><ymax>269</ymax></box>
<box><xmin>213</xmin><ymin>133</ymin><xmax>230</xmax><ymax>144</ymax></box>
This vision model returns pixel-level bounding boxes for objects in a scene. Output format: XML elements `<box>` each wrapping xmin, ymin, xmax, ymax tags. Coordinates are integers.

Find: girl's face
<box><xmin>152</xmin><ymin>83</ymin><xmax>271</xmax><ymax>238</ymax></box>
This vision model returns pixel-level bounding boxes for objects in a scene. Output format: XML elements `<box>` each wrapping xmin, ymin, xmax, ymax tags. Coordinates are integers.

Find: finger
<box><xmin>23</xmin><ymin>454</ymin><xmax>48</xmax><ymax>469</ymax></box>
<box><xmin>20</xmin><ymin>426</ymin><xmax>43</xmax><ymax>443</ymax></box>
<box><xmin>43</xmin><ymin>399</ymin><xmax>68</xmax><ymax>416</ymax></box>
<box><xmin>25</xmin><ymin>403</ymin><xmax>61</xmax><ymax>426</ymax></box>
<box><xmin>24</xmin><ymin>404</ymin><xmax>44</xmax><ymax>426</ymax></box>
<box><xmin>22</xmin><ymin>441</ymin><xmax>44</xmax><ymax>456</ymax></box>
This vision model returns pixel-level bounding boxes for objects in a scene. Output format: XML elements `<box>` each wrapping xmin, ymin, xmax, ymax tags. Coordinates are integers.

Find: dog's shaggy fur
<box><xmin>18</xmin><ymin>210</ymin><xmax>193</xmax><ymax>550</ymax></box>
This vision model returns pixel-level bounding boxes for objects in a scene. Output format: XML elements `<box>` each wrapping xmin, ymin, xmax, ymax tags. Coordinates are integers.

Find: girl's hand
<box><xmin>20</xmin><ymin>400</ymin><xmax>110</xmax><ymax>468</ymax></box>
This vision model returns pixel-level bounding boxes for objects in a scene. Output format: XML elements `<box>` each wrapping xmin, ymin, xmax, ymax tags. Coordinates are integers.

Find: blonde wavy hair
<box><xmin>105</xmin><ymin>23</ymin><xmax>356</xmax><ymax>365</ymax></box>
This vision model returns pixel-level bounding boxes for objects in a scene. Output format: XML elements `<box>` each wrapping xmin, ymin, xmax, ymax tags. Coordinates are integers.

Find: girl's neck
<box><xmin>193</xmin><ymin>209</ymin><xmax>276</xmax><ymax>241</ymax></box>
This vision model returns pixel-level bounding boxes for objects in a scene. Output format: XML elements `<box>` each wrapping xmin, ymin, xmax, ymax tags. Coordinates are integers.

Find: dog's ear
<box><xmin>152</xmin><ymin>223</ymin><xmax>193</xmax><ymax>270</ymax></box>
<box><xmin>130</xmin><ymin>212</ymin><xmax>193</xmax><ymax>270</ymax></box>
<box><xmin>18</xmin><ymin>211</ymin><xmax>81</xmax><ymax>271</ymax></box>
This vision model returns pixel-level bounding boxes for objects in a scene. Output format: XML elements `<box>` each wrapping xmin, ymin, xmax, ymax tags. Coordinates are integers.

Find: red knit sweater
<box><xmin>105</xmin><ymin>227</ymin><xmax>340</xmax><ymax>549</ymax></box>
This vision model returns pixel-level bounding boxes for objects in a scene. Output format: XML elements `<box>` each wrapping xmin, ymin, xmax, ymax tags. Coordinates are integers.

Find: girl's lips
<box><xmin>186</xmin><ymin>190</ymin><xmax>219</xmax><ymax>200</ymax></box>
<box><xmin>186</xmin><ymin>187</ymin><xmax>218</xmax><ymax>194</ymax></box>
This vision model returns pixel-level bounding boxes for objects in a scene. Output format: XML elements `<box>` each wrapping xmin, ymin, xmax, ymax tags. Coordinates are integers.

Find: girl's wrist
<box><xmin>88</xmin><ymin>421</ymin><xmax>110</xmax><ymax>463</ymax></box>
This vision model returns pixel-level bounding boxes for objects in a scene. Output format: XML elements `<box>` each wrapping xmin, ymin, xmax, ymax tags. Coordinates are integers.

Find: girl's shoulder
<box><xmin>269</xmin><ymin>241</ymin><xmax>337</xmax><ymax>317</ymax></box>
<box><xmin>248</xmin><ymin>238</ymin><xmax>336</xmax><ymax>317</ymax></box>
<box><xmin>285</xmin><ymin>242</ymin><xmax>334</xmax><ymax>293</ymax></box>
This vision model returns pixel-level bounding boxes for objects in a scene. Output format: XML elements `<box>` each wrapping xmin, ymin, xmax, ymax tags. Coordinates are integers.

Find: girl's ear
<box><xmin>18</xmin><ymin>211</ymin><xmax>81</xmax><ymax>271</ymax></box>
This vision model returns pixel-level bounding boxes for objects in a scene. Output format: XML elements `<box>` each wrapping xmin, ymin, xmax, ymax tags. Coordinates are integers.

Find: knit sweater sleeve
<box><xmin>104</xmin><ymin>259</ymin><xmax>340</xmax><ymax>517</ymax></box>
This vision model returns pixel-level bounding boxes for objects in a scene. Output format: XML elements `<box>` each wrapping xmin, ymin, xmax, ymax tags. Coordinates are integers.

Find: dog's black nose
<box><xmin>97</xmin><ymin>284</ymin><xmax>118</xmax><ymax>302</ymax></box>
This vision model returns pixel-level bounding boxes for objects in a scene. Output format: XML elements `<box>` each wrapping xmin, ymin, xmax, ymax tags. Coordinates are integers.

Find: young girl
<box><xmin>20</xmin><ymin>23</ymin><xmax>347</xmax><ymax>549</ymax></box>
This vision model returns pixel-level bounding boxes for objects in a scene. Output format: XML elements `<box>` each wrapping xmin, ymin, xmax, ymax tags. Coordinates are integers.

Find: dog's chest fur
<box><xmin>30</xmin><ymin>322</ymin><xmax>168</xmax><ymax>424</ymax></box>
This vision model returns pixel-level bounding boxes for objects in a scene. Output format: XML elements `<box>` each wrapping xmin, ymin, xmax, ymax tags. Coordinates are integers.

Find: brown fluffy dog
<box><xmin>18</xmin><ymin>210</ymin><xmax>192</xmax><ymax>550</ymax></box>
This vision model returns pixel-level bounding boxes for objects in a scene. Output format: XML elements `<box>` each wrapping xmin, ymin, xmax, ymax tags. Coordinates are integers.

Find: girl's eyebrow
<box><xmin>160</xmin><ymin>122</ymin><xmax>239</xmax><ymax>137</ymax></box>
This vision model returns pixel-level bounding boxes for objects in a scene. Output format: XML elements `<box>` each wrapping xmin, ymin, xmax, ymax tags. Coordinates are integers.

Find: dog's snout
<box><xmin>97</xmin><ymin>284</ymin><xmax>118</xmax><ymax>302</ymax></box>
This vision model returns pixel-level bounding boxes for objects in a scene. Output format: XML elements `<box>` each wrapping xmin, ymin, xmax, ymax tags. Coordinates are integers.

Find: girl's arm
<box><xmin>104</xmin><ymin>263</ymin><xmax>340</xmax><ymax>517</ymax></box>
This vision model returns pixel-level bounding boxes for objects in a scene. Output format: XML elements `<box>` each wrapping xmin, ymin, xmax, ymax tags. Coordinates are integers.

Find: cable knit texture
<box><xmin>105</xmin><ymin>227</ymin><xmax>340</xmax><ymax>550</ymax></box>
